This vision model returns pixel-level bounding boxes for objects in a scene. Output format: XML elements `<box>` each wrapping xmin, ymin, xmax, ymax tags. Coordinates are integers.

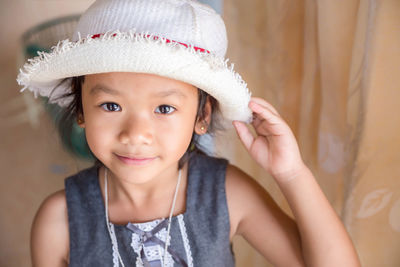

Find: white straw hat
<box><xmin>17</xmin><ymin>0</ymin><xmax>252</xmax><ymax>126</ymax></box>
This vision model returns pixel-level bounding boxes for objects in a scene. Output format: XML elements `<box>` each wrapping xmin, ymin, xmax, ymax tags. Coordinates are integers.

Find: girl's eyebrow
<box><xmin>153</xmin><ymin>89</ymin><xmax>187</xmax><ymax>99</ymax></box>
<box><xmin>90</xmin><ymin>84</ymin><xmax>120</xmax><ymax>96</ymax></box>
<box><xmin>90</xmin><ymin>83</ymin><xmax>187</xmax><ymax>99</ymax></box>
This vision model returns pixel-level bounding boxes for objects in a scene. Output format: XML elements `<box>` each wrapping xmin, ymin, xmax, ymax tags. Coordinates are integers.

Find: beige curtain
<box><xmin>218</xmin><ymin>0</ymin><xmax>400</xmax><ymax>266</ymax></box>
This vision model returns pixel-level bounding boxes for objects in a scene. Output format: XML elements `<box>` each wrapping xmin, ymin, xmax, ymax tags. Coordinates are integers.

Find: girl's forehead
<box><xmin>83</xmin><ymin>72</ymin><xmax>198</xmax><ymax>97</ymax></box>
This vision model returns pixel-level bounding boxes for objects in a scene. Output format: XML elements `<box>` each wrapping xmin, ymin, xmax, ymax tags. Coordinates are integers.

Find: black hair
<box><xmin>50</xmin><ymin>75</ymin><xmax>224</xmax><ymax>170</ymax></box>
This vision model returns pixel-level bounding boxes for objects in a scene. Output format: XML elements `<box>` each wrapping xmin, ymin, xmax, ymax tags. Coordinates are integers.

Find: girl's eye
<box><xmin>100</xmin><ymin>102</ymin><xmax>121</xmax><ymax>112</ymax></box>
<box><xmin>155</xmin><ymin>105</ymin><xmax>176</xmax><ymax>114</ymax></box>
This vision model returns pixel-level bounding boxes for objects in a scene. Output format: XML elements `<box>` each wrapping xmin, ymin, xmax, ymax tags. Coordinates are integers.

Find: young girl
<box><xmin>17</xmin><ymin>0</ymin><xmax>361</xmax><ymax>266</ymax></box>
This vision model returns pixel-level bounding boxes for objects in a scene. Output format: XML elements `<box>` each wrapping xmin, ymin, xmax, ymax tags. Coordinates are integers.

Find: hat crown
<box><xmin>72</xmin><ymin>0</ymin><xmax>228</xmax><ymax>57</ymax></box>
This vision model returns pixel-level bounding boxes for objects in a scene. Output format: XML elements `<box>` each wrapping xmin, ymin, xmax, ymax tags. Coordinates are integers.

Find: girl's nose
<box><xmin>118</xmin><ymin>114</ymin><xmax>153</xmax><ymax>146</ymax></box>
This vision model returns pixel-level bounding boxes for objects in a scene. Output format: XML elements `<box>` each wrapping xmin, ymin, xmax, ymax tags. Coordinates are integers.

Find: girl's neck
<box><xmin>99</xmin><ymin>162</ymin><xmax>188</xmax><ymax>212</ymax></box>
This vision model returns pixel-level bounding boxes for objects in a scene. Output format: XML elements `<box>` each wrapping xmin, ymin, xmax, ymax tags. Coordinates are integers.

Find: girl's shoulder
<box><xmin>225</xmin><ymin>164</ymin><xmax>263</xmax><ymax>239</ymax></box>
<box><xmin>31</xmin><ymin>189</ymin><xmax>69</xmax><ymax>266</ymax></box>
<box><xmin>224</xmin><ymin>163</ymin><xmax>287</xmax><ymax>227</ymax></box>
<box><xmin>224</xmin><ymin>164</ymin><xmax>301</xmax><ymax>263</ymax></box>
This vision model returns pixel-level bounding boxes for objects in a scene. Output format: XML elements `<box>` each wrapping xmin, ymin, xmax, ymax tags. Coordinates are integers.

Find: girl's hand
<box><xmin>233</xmin><ymin>97</ymin><xmax>306</xmax><ymax>183</ymax></box>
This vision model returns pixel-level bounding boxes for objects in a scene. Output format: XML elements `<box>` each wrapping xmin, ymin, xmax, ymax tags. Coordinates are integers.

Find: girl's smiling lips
<box><xmin>115</xmin><ymin>154</ymin><xmax>157</xmax><ymax>165</ymax></box>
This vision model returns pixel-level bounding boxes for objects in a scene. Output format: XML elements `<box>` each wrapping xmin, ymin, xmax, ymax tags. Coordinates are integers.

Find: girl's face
<box><xmin>78</xmin><ymin>72</ymin><xmax>201</xmax><ymax>184</ymax></box>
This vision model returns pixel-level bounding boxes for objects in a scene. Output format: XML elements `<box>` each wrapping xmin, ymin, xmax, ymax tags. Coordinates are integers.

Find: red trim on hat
<box><xmin>91</xmin><ymin>33</ymin><xmax>210</xmax><ymax>54</ymax></box>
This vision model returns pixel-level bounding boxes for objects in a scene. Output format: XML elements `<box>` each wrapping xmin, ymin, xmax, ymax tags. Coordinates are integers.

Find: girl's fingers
<box><xmin>249</xmin><ymin>101</ymin><xmax>280</xmax><ymax>125</ymax></box>
<box><xmin>252</xmin><ymin>113</ymin><xmax>263</xmax><ymax>128</ymax></box>
<box><xmin>235</xmin><ymin>98</ymin><xmax>285</xmax><ymax>145</ymax></box>
<box><xmin>250</xmin><ymin>102</ymin><xmax>286</xmax><ymax>137</ymax></box>
<box><xmin>232</xmin><ymin>121</ymin><xmax>254</xmax><ymax>151</ymax></box>
<box><xmin>250</xmin><ymin>97</ymin><xmax>280</xmax><ymax>116</ymax></box>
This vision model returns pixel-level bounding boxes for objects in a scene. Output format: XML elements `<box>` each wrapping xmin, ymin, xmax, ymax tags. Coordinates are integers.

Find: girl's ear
<box><xmin>77</xmin><ymin>114</ymin><xmax>85</xmax><ymax>128</ymax></box>
<box><xmin>194</xmin><ymin>97</ymin><xmax>212</xmax><ymax>135</ymax></box>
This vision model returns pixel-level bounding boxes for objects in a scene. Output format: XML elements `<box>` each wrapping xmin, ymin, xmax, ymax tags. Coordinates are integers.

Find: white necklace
<box><xmin>104</xmin><ymin>167</ymin><xmax>182</xmax><ymax>267</ymax></box>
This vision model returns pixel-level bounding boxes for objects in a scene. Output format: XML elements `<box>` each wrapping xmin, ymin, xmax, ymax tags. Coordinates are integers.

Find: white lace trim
<box><xmin>109</xmin><ymin>223</ymin><xmax>120</xmax><ymax>267</ymax></box>
<box><xmin>109</xmin><ymin>216</ymin><xmax>193</xmax><ymax>267</ymax></box>
<box><xmin>177</xmin><ymin>214</ymin><xmax>194</xmax><ymax>267</ymax></box>
<box><xmin>128</xmin><ymin>219</ymin><xmax>174</xmax><ymax>267</ymax></box>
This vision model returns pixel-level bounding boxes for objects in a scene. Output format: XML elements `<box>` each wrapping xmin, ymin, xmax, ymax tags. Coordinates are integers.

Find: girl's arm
<box><xmin>231</xmin><ymin>97</ymin><xmax>361</xmax><ymax>267</ymax></box>
<box><xmin>31</xmin><ymin>190</ymin><xmax>69</xmax><ymax>267</ymax></box>
<box><xmin>276</xmin><ymin>162</ymin><xmax>360</xmax><ymax>266</ymax></box>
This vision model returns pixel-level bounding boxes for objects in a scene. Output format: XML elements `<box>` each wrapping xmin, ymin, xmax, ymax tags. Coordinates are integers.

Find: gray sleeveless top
<box><xmin>65</xmin><ymin>152</ymin><xmax>236</xmax><ymax>266</ymax></box>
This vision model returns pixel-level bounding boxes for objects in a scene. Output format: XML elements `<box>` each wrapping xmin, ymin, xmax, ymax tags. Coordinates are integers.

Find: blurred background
<box><xmin>1</xmin><ymin>0</ymin><xmax>399</xmax><ymax>266</ymax></box>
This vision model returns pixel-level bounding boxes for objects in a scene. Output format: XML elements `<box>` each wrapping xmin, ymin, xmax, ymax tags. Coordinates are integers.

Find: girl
<box><xmin>17</xmin><ymin>0</ymin><xmax>361</xmax><ymax>266</ymax></box>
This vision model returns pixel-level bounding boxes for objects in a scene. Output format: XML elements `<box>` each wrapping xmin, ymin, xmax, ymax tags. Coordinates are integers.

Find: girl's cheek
<box><xmin>156</xmin><ymin>115</ymin><xmax>192</xmax><ymax>136</ymax></box>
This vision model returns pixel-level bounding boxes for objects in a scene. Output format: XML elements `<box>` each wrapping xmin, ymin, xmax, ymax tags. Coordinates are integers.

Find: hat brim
<box><xmin>17</xmin><ymin>31</ymin><xmax>252</xmax><ymax>126</ymax></box>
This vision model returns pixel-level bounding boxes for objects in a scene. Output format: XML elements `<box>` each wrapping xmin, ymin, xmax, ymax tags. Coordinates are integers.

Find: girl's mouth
<box><xmin>116</xmin><ymin>154</ymin><xmax>157</xmax><ymax>165</ymax></box>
